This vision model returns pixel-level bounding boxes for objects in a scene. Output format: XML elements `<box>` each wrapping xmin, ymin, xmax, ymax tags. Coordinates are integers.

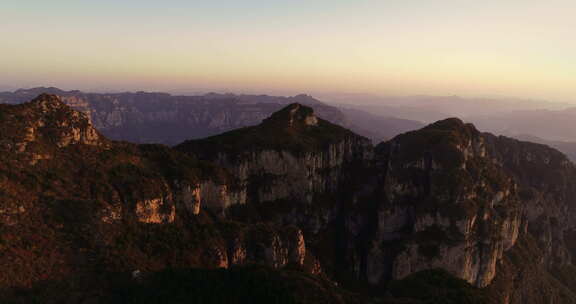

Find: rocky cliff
<box><xmin>362</xmin><ymin>119</ymin><xmax>521</xmax><ymax>288</ymax></box>
<box><xmin>482</xmin><ymin>134</ymin><xmax>576</xmax><ymax>303</ymax></box>
<box><xmin>176</xmin><ymin>113</ymin><xmax>522</xmax><ymax>290</ymax></box>
<box><xmin>0</xmin><ymin>95</ymin><xmax>309</xmax><ymax>295</ymax></box>
<box><xmin>177</xmin><ymin>103</ymin><xmax>372</xmax><ymax>215</ymax></box>
<box><xmin>0</xmin><ymin>93</ymin><xmax>105</xmax><ymax>165</ymax></box>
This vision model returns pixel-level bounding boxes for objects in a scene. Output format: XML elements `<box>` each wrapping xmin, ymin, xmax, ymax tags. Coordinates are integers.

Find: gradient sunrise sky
<box><xmin>1</xmin><ymin>1</ymin><xmax>575</xmax><ymax>102</ymax></box>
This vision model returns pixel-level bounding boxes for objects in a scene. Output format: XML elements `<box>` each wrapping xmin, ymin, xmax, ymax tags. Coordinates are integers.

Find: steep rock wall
<box><xmin>360</xmin><ymin>119</ymin><xmax>522</xmax><ymax>287</ymax></box>
<box><xmin>203</xmin><ymin>136</ymin><xmax>372</xmax><ymax>214</ymax></box>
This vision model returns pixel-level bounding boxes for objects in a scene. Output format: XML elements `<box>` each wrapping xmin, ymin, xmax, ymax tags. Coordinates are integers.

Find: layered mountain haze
<box><xmin>2</xmin><ymin>94</ymin><xmax>576</xmax><ymax>303</ymax></box>
<box><xmin>0</xmin><ymin>87</ymin><xmax>421</xmax><ymax>146</ymax></box>
<box><xmin>334</xmin><ymin>106</ymin><xmax>424</xmax><ymax>143</ymax></box>
<box><xmin>331</xmin><ymin>95</ymin><xmax>576</xmax><ymax>162</ymax></box>
<box><xmin>510</xmin><ymin>134</ymin><xmax>576</xmax><ymax>163</ymax></box>
<box><xmin>327</xmin><ymin>94</ymin><xmax>570</xmax><ymax>122</ymax></box>
<box><xmin>0</xmin><ymin>87</ymin><xmax>346</xmax><ymax>145</ymax></box>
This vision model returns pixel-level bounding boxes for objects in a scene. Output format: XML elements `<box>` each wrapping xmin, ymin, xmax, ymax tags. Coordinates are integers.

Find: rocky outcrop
<box><xmin>228</xmin><ymin>225</ymin><xmax>307</xmax><ymax>268</ymax></box>
<box><xmin>176</xmin><ymin>113</ymin><xmax>528</xmax><ymax>289</ymax></box>
<box><xmin>196</xmin><ymin>180</ymin><xmax>246</xmax><ymax>214</ymax></box>
<box><xmin>483</xmin><ymin>134</ymin><xmax>576</xmax><ymax>267</ymax></box>
<box><xmin>26</xmin><ymin>94</ymin><xmax>102</xmax><ymax>148</ymax></box>
<box><xmin>477</xmin><ymin>134</ymin><xmax>576</xmax><ymax>303</ymax></box>
<box><xmin>177</xmin><ymin>103</ymin><xmax>373</xmax><ymax>216</ymax></box>
<box><xmin>0</xmin><ymin>94</ymin><xmax>105</xmax><ymax>165</ymax></box>
<box><xmin>355</xmin><ymin>119</ymin><xmax>522</xmax><ymax>288</ymax></box>
<box><xmin>208</xmin><ymin>138</ymin><xmax>369</xmax><ymax>209</ymax></box>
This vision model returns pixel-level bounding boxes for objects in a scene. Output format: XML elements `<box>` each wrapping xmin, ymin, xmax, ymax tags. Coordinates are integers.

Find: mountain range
<box><xmin>0</xmin><ymin>87</ymin><xmax>422</xmax><ymax>146</ymax></box>
<box><xmin>2</xmin><ymin>93</ymin><xmax>576</xmax><ymax>303</ymax></box>
<box><xmin>10</xmin><ymin>87</ymin><xmax>575</xmax><ymax>164</ymax></box>
<box><xmin>329</xmin><ymin>94</ymin><xmax>576</xmax><ymax>162</ymax></box>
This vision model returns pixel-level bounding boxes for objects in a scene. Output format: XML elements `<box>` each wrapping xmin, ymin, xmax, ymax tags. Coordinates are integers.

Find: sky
<box><xmin>1</xmin><ymin>0</ymin><xmax>575</xmax><ymax>102</ymax></box>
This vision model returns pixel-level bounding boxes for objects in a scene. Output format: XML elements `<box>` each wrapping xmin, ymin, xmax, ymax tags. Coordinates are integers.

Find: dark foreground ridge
<box><xmin>2</xmin><ymin>95</ymin><xmax>576</xmax><ymax>303</ymax></box>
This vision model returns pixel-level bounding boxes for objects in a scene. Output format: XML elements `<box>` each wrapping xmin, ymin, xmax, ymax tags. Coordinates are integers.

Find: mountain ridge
<box><xmin>0</xmin><ymin>87</ymin><xmax>422</xmax><ymax>146</ymax></box>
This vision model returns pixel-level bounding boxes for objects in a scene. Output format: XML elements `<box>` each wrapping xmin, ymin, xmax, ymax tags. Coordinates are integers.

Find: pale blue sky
<box><xmin>1</xmin><ymin>1</ymin><xmax>575</xmax><ymax>102</ymax></box>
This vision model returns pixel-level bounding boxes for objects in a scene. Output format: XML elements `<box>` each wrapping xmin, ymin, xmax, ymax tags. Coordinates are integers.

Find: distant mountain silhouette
<box><xmin>0</xmin><ymin>87</ymin><xmax>421</xmax><ymax>145</ymax></box>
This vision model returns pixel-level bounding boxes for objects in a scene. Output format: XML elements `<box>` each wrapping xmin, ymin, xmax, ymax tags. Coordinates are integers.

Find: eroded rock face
<box><xmin>196</xmin><ymin>180</ymin><xmax>246</xmax><ymax>215</ymax></box>
<box><xmin>485</xmin><ymin>134</ymin><xmax>576</xmax><ymax>264</ymax></box>
<box><xmin>28</xmin><ymin>94</ymin><xmax>103</xmax><ymax>148</ymax></box>
<box><xmin>481</xmin><ymin>134</ymin><xmax>576</xmax><ymax>303</ymax></box>
<box><xmin>201</xmin><ymin>225</ymin><xmax>308</xmax><ymax>270</ymax></box>
<box><xmin>241</xmin><ymin>225</ymin><xmax>307</xmax><ymax>268</ymax></box>
<box><xmin>359</xmin><ymin>119</ymin><xmax>522</xmax><ymax>287</ymax></box>
<box><xmin>99</xmin><ymin>179</ymin><xmax>239</xmax><ymax>223</ymax></box>
<box><xmin>178</xmin><ymin>103</ymin><xmax>373</xmax><ymax>216</ymax></box>
<box><xmin>0</xmin><ymin>94</ymin><xmax>106</xmax><ymax>165</ymax></box>
<box><xmin>177</xmin><ymin>112</ymin><xmax>525</xmax><ymax>288</ymax></box>
<box><xmin>173</xmin><ymin>181</ymin><xmax>202</xmax><ymax>216</ymax></box>
<box><xmin>209</xmin><ymin>137</ymin><xmax>371</xmax><ymax>210</ymax></box>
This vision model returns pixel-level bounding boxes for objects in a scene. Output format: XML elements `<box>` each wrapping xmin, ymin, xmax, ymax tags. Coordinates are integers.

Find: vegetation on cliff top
<box><xmin>379</xmin><ymin>118</ymin><xmax>480</xmax><ymax>168</ymax></box>
<box><xmin>176</xmin><ymin>103</ymin><xmax>366</xmax><ymax>158</ymax></box>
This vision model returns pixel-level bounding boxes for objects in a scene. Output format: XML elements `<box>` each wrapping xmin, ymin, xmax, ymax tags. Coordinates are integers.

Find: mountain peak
<box><xmin>377</xmin><ymin>117</ymin><xmax>485</xmax><ymax>170</ymax></box>
<box><xmin>177</xmin><ymin>102</ymin><xmax>368</xmax><ymax>156</ymax></box>
<box><xmin>14</xmin><ymin>87</ymin><xmax>66</xmax><ymax>96</ymax></box>
<box><xmin>289</xmin><ymin>94</ymin><xmax>323</xmax><ymax>105</ymax></box>
<box><xmin>263</xmin><ymin>103</ymin><xmax>318</xmax><ymax>128</ymax></box>
<box><xmin>425</xmin><ymin>117</ymin><xmax>465</xmax><ymax>129</ymax></box>
<box><xmin>29</xmin><ymin>93</ymin><xmax>67</xmax><ymax>112</ymax></box>
<box><xmin>420</xmin><ymin>117</ymin><xmax>481</xmax><ymax>140</ymax></box>
<box><xmin>0</xmin><ymin>94</ymin><xmax>104</xmax><ymax>160</ymax></box>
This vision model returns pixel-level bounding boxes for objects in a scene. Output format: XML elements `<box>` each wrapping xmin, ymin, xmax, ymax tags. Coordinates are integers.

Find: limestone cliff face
<box><xmin>208</xmin><ymin>137</ymin><xmax>371</xmax><ymax>210</ymax></box>
<box><xmin>0</xmin><ymin>94</ymin><xmax>105</xmax><ymax>165</ymax></box>
<box><xmin>347</xmin><ymin>119</ymin><xmax>576</xmax><ymax>299</ymax></box>
<box><xmin>218</xmin><ymin>225</ymin><xmax>307</xmax><ymax>269</ymax></box>
<box><xmin>484</xmin><ymin>135</ymin><xmax>576</xmax><ymax>267</ymax></box>
<box><xmin>98</xmin><ymin>179</ymin><xmax>210</xmax><ymax>224</ymax></box>
<box><xmin>357</xmin><ymin>119</ymin><xmax>522</xmax><ymax>288</ymax></box>
<box><xmin>176</xmin><ymin>112</ymin><xmax>526</xmax><ymax>289</ymax></box>
<box><xmin>97</xmin><ymin>114</ymin><xmax>576</xmax><ymax>296</ymax></box>
<box><xmin>480</xmin><ymin>134</ymin><xmax>576</xmax><ymax>303</ymax></box>
<box><xmin>171</xmin><ymin>103</ymin><xmax>373</xmax><ymax>280</ymax></box>
<box><xmin>177</xmin><ymin>103</ymin><xmax>373</xmax><ymax>216</ymax></box>
<box><xmin>21</xmin><ymin>94</ymin><xmax>102</xmax><ymax>148</ymax></box>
